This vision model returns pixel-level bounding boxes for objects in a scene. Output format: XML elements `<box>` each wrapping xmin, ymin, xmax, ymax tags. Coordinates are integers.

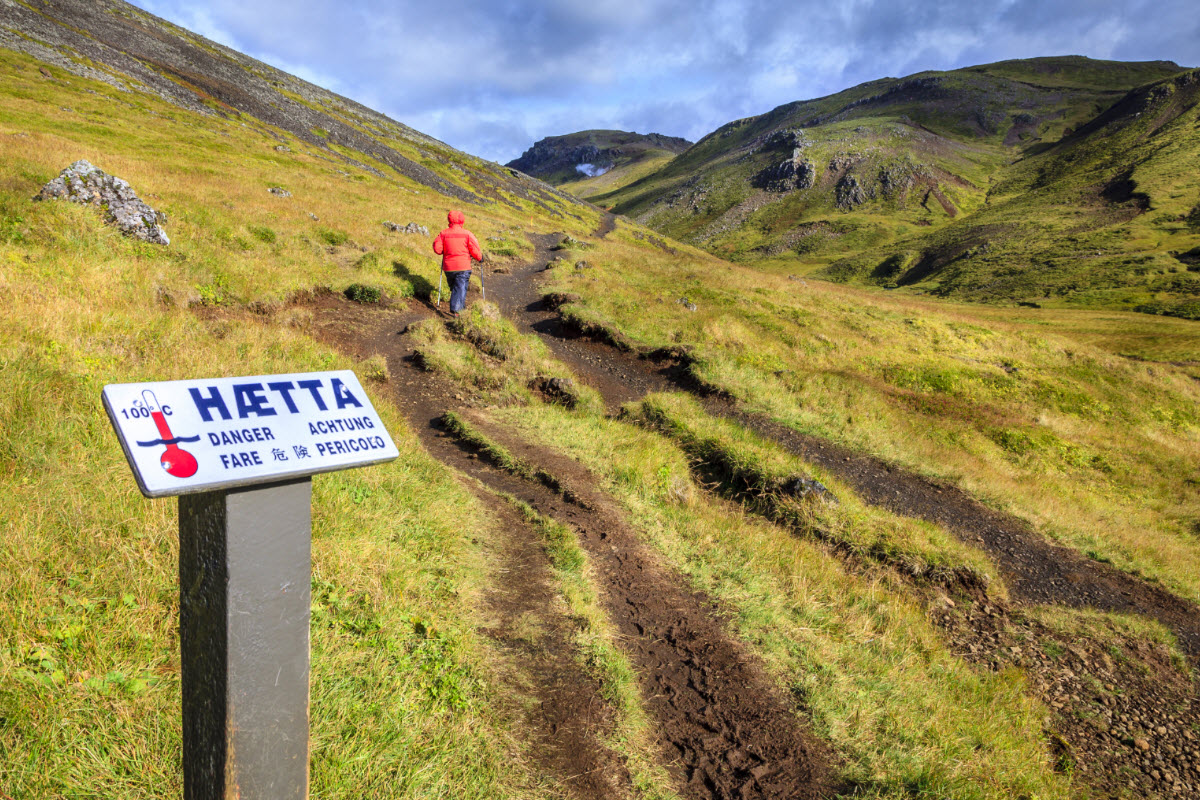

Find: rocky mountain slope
<box><xmin>0</xmin><ymin>0</ymin><xmax>584</xmax><ymax>216</ymax></box>
<box><xmin>826</xmin><ymin>67</ymin><xmax>1200</xmax><ymax>316</ymax></box>
<box><xmin>506</xmin><ymin>130</ymin><xmax>691</xmax><ymax>200</ymax></box>
<box><xmin>590</xmin><ymin>56</ymin><xmax>1199</xmax><ymax>316</ymax></box>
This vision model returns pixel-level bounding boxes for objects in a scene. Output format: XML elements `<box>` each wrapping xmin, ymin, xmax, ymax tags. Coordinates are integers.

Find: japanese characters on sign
<box><xmin>103</xmin><ymin>370</ymin><xmax>399</xmax><ymax>497</ymax></box>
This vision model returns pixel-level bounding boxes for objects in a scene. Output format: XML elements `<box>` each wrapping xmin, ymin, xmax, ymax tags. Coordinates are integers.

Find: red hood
<box><xmin>447</xmin><ymin>209</ymin><xmax>465</xmax><ymax>226</ymax></box>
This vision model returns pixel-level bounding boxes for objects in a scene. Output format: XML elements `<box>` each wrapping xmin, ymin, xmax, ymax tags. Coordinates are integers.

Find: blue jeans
<box><xmin>446</xmin><ymin>270</ymin><xmax>471</xmax><ymax>313</ymax></box>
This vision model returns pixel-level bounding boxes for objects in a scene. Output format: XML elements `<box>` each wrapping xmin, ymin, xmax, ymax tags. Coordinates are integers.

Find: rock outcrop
<box><xmin>753</xmin><ymin>148</ymin><xmax>816</xmax><ymax>192</ymax></box>
<box><xmin>37</xmin><ymin>160</ymin><xmax>168</xmax><ymax>244</ymax></box>
<box><xmin>507</xmin><ymin>131</ymin><xmax>693</xmax><ymax>183</ymax></box>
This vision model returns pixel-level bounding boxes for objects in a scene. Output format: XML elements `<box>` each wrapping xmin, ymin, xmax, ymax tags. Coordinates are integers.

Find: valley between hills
<box><xmin>1</xmin><ymin>2</ymin><xmax>1198</xmax><ymax>799</ymax></box>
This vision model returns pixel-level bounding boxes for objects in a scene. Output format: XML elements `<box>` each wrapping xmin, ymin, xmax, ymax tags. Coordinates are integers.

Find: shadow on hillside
<box><xmin>392</xmin><ymin>261</ymin><xmax>435</xmax><ymax>297</ymax></box>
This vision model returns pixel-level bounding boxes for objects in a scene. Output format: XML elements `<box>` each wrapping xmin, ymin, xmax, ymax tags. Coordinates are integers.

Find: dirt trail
<box><xmin>303</xmin><ymin>297</ymin><xmax>629</xmax><ymax>800</ymax></box>
<box><xmin>480</xmin><ymin>218</ymin><xmax>1200</xmax><ymax>663</ymax></box>
<box><xmin>305</xmin><ymin>295</ymin><xmax>837</xmax><ymax>799</ymax></box>
<box><xmin>722</xmin><ymin>411</ymin><xmax>1200</xmax><ymax>659</ymax></box>
<box><xmin>475</xmin><ymin>219</ymin><xmax>1200</xmax><ymax>797</ymax></box>
<box><xmin>477</xmin><ymin>496</ymin><xmax>632</xmax><ymax>800</ymax></box>
<box><xmin>484</xmin><ymin>226</ymin><xmax>677</xmax><ymax>410</ymax></box>
<box><xmin>291</xmin><ymin>213</ymin><xmax>1200</xmax><ymax>798</ymax></box>
<box><xmin>458</xmin><ymin>411</ymin><xmax>838</xmax><ymax>800</ymax></box>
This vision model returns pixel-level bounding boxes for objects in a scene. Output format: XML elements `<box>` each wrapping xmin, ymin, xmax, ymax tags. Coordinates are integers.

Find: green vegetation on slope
<box><xmin>413</xmin><ymin>319</ymin><xmax>1080</xmax><ymax>798</ymax></box>
<box><xmin>3</xmin><ymin>21</ymin><xmax>1199</xmax><ymax>800</ymax></box>
<box><xmin>498</xmin><ymin>404</ymin><xmax>1074</xmax><ymax>800</ymax></box>
<box><xmin>826</xmin><ymin>69</ymin><xmax>1200</xmax><ymax>315</ymax></box>
<box><xmin>544</xmin><ymin>219</ymin><xmax>1200</xmax><ymax>606</ymax></box>
<box><xmin>0</xmin><ymin>44</ymin><xmax>599</xmax><ymax>798</ymax></box>
<box><xmin>591</xmin><ymin>56</ymin><xmax>1198</xmax><ymax>315</ymax></box>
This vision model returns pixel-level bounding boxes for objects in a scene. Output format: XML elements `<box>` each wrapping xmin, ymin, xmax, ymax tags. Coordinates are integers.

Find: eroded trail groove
<box><xmin>458</xmin><ymin>411</ymin><xmax>839</xmax><ymax>800</ymax></box>
<box><xmin>304</xmin><ymin>298</ymin><xmax>629</xmax><ymax>799</ymax></box>
<box><xmin>722</xmin><ymin>411</ymin><xmax>1200</xmax><ymax>659</ymax></box>
<box><xmin>309</xmin><ymin>301</ymin><xmax>838</xmax><ymax>799</ymax></box>
<box><xmin>476</xmin><ymin>496</ymin><xmax>632</xmax><ymax>800</ymax></box>
<box><xmin>480</xmin><ymin>220</ymin><xmax>1200</xmax><ymax>664</ymax></box>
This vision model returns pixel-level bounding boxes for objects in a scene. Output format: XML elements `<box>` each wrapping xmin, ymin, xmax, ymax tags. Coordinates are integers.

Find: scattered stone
<box><xmin>551</xmin><ymin>234</ymin><xmax>592</xmax><ymax>251</ymax></box>
<box><xmin>36</xmin><ymin>159</ymin><xmax>169</xmax><ymax>244</ymax></box>
<box><xmin>383</xmin><ymin>220</ymin><xmax>428</xmax><ymax>235</ymax></box>
<box><xmin>307</xmin><ymin>212</ymin><xmax>319</xmax><ymax>221</ymax></box>
<box><xmin>835</xmin><ymin>174</ymin><xmax>869</xmax><ymax>209</ymax></box>
<box><xmin>778</xmin><ymin>476</ymin><xmax>839</xmax><ymax>505</ymax></box>
<box><xmin>268</xmin><ymin>186</ymin><xmax>291</xmax><ymax>197</ymax></box>
<box><xmin>274</xmin><ymin>144</ymin><xmax>291</xmax><ymax>152</ymax></box>
<box><xmin>676</xmin><ymin>297</ymin><xmax>698</xmax><ymax>312</ymax></box>
<box><xmin>38</xmin><ymin>66</ymin><xmax>51</xmax><ymax>79</ymax></box>
<box><xmin>574</xmin><ymin>260</ymin><xmax>592</xmax><ymax>271</ymax></box>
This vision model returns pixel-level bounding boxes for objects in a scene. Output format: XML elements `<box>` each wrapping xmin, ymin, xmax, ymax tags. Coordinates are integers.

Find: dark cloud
<box><xmin>130</xmin><ymin>0</ymin><xmax>1199</xmax><ymax>163</ymax></box>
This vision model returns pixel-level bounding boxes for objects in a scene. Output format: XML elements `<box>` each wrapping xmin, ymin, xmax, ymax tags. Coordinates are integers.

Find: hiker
<box><xmin>432</xmin><ymin>209</ymin><xmax>483</xmax><ymax>316</ymax></box>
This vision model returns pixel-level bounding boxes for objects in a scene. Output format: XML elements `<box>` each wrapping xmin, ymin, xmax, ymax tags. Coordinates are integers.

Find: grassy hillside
<box><xmin>595</xmin><ymin>57</ymin><xmax>1199</xmax><ymax>316</ymax></box>
<box><xmin>826</xmin><ymin>69</ymin><xmax>1200</xmax><ymax>316</ymax></box>
<box><xmin>4</xmin><ymin>9</ymin><xmax>1200</xmax><ymax>800</ymax></box>
<box><xmin>0</xmin><ymin>41</ymin><xmax>599</xmax><ymax>798</ymax></box>
<box><xmin>541</xmin><ymin>221</ymin><xmax>1200</xmax><ymax>606</ymax></box>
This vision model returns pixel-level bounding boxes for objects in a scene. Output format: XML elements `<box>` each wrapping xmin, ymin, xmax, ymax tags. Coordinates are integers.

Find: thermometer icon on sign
<box><xmin>134</xmin><ymin>390</ymin><xmax>200</xmax><ymax>478</ymax></box>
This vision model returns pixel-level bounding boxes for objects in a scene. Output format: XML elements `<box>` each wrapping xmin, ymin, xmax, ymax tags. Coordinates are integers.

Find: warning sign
<box><xmin>103</xmin><ymin>370</ymin><xmax>399</xmax><ymax>497</ymax></box>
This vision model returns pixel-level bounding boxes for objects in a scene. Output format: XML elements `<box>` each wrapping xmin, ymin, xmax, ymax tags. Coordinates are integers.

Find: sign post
<box><xmin>103</xmin><ymin>371</ymin><xmax>399</xmax><ymax>799</ymax></box>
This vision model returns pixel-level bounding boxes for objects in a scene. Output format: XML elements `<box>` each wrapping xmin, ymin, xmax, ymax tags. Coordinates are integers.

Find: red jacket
<box><xmin>432</xmin><ymin>210</ymin><xmax>482</xmax><ymax>272</ymax></box>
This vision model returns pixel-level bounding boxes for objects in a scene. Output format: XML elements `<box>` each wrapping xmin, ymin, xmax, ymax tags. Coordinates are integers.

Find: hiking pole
<box><xmin>437</xmin><ymin>271</ymin><xmax>444</xmax><ymax>308</ymax></box>
<box><xmin>479</xmin><ymin>267</ymin><xmax>485</xmax><ymax>302</ymax></box>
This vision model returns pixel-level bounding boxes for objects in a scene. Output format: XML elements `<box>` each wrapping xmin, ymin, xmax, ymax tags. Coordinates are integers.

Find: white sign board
<box><xmin>103</xmin><ymin>370</ymin><xmax>399</xmax><ymax>497</ymax></box>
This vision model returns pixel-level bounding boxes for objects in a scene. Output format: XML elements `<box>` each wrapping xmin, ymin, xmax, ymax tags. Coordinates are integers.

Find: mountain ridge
<box><xmin>530</xmin><ymin>55</ymin><xmax>1198</xmax><ymax>316</ymax></box>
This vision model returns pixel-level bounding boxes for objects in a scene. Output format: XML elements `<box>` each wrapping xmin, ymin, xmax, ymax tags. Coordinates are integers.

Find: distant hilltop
<box><xmin>506</xmin><ymin>130</ymin><xmax>693</xmax><ymax>186</ymax></box>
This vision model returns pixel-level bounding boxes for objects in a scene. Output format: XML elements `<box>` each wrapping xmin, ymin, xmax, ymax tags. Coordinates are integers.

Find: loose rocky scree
<box><xmin>934</xmin><ymin>598</ymin><xmax>1200</xmax><ymax>798</ymax></box>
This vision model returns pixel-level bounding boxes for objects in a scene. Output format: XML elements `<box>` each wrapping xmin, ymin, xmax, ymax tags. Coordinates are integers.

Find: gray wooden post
<box><xmin>178</xmin><ymin>478</ymin><xmax>313</xmax><ymax>799</ymax></box>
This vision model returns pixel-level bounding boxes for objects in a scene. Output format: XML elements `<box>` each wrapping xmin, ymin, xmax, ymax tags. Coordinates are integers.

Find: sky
<box><xmin>126</xmin><ymin>0</ymin><xmax>1200</xmax><ymax>165</ymax></box>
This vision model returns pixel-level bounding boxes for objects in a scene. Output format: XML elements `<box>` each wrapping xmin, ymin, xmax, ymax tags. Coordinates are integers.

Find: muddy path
<box><xmin>454</xmin><ymin>410</ymin><xmax>839</xmax><ymax>800</ymax></box>
<box><xmin>720</xmin><ymin>411</ymin><xmax>1200</xmax><ymax>659</ymax></box>
<box><xmin>467</xmin><ymin>219</ymin><xmax>1200</xmax><ymax>796</ymax></box>
<box><xmin>478</xmin><ymin>495</ymin><xmax>633</xmax><ymax>800</ymax></box>
<box><xmin>302</xmin><ymin>296</ymin><xmax>629</xmax><ymax>799</ymax></box>
<box><xmin>304</xmin><ymin>295</ymin><xmax>838</xmax><ymax>799</ymax></box>
<box><xmin>287</xmin><ymin>213</ymin><xmax>1200</xmax><ymax>798</ymax></box>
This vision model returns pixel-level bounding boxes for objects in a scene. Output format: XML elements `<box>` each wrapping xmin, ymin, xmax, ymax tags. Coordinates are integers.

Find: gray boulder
<box><xmin>836</xmin><ymin>174</ymin><xmax>869</xmax><ymax>209</ymax></box>
<box><xmin>37</xmin><ymin>160</ymin><xmax>168</xmax><ymax>245</ymax></box>
<box><xmin>779</xmin><ymin>476</ymin><xmax>839</xmax><ymax>505</ymax></box>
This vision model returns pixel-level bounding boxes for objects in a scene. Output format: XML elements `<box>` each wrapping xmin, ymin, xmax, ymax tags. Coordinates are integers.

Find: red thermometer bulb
<box><xmin>142</xmin><ymin>389</ymin><xmax>198</xmax><ymax>478</ymax></box>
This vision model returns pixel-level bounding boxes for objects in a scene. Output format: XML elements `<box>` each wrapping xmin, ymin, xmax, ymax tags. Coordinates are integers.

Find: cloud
<box><xmin>128</xmin><ymin>0</ymin><xmax>1200</xmax><ymax>163</ymax></box>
